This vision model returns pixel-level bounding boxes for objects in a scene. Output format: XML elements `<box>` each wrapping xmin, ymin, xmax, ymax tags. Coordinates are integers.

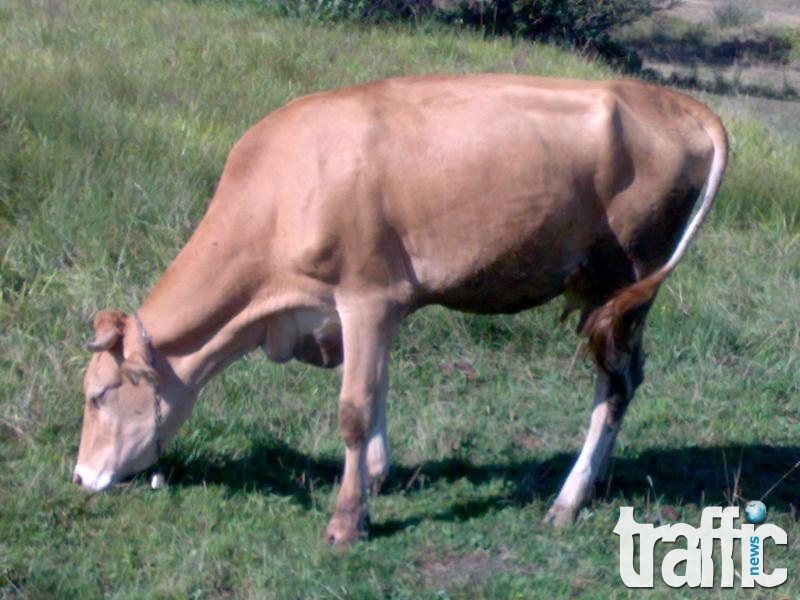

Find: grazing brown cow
<box><xmin>74</xmin><ymin>74</ymin><xmax>727</xmax><ymax>545</ymax></box>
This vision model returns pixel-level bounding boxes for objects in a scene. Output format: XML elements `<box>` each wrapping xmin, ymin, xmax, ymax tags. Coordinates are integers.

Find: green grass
<box><xmin>1</xmin><ymin>1</ymin><xmax>799</xmax><ymax>598</ymax></box>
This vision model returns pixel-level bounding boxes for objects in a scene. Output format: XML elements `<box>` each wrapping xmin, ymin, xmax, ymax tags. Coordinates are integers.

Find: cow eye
<box><xmin>88</xmin><ymin>388</ymin><xmax>107</xmax><ymax>409</ymax></box>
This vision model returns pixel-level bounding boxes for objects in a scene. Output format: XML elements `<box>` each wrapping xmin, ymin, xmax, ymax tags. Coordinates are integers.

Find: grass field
<box><xmin>1</xmin><ymin>0</ymin><xmax>799</xmax><ymax>598</ymax></box>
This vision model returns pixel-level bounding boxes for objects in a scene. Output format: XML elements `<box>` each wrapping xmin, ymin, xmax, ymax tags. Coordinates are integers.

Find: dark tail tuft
<box><xmin>581</xmin><ymin>270</ymin><xmax>667</xmax><ymax>373</ymax></box>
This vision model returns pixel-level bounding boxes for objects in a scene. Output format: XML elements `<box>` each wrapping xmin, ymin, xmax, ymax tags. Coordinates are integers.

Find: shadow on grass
<box><xmin>161</xmin><ymin>439</ymin><xmax>799</xmax><ymax>538</ymax></box>
<box><xmin>641</xmin><ymin>68</ymin><xmax>799</xmax><ymax>101</ymax></box>
<box><xmin>622</xmin><ymin>26</ymin><xmax>799</xmax><ymax>100</ymax></box>
<box><xmin>631</xmin><ymin>30</ymin><xmax>793</xmax><ymax>68</ymax></box>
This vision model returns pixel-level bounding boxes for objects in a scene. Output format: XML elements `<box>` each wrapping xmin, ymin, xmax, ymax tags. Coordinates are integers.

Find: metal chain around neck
<box><xmin>133</xmin><ymin>313</ymin><xmax>164</xmax><ymax>463</ymax></box>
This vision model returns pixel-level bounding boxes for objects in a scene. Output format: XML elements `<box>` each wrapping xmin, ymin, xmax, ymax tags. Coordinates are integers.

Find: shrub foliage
<box><xmin>513</xmin><ymin>0</ymin><xmax>652</xmax><ymax>58</ymax></box>
<box><xmin>274</xmin><ymin>0</ymin><xmax>657</xmax><ymax>65</ymax></box>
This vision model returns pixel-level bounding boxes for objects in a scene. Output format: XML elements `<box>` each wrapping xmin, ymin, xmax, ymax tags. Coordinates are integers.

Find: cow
<box><xmin>73</xmin><ymin>74</ymin><xmax>728</xmax><ymax>545</ymax></box>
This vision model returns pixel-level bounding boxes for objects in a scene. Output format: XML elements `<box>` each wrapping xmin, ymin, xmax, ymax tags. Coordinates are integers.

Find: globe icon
<box><xmin>744</xmin><ymin>500</ymin><xmax>767</xmax><ymax>524</ymax></box>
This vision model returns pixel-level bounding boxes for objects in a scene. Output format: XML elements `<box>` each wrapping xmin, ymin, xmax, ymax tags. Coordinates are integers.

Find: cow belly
<box><xmin>403</xmin><ymin>200</ymin><xmax>601</xmax><ymax>314</ymax></box>
<box><xmin>419</xmin><ymin>250</ymin><xmax>577</xmax><ymax>314</ymax></box>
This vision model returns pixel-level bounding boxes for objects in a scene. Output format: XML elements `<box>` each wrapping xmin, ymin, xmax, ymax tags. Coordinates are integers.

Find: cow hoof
<box><xmin>544</xmin><ymin>503</ymin><xmax>577</xmax><ymax>528</ymax></box>
<box><xmin>324</xmin><ymin>506</ymin><xmax>368</xmax><ymax>547</ymax></box>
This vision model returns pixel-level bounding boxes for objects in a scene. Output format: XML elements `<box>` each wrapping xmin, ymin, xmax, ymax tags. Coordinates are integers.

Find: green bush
<box><xmin>514</xmin><ymin>0</ymin><xmax>651</xmax><ymax>68</ymax></box>
<box><xmin>438</xmin><ymin>0</ymin><xmax>517</xmax><ymax>36</ymax></box>
<box><xmin>272</xmin><ymin>0</ymin><xmax>437</xmax><ymax>23</ymax></box>
<box><xmin>513</xmin><ymin>0</ymin><xmax>653</xmax><ymax>44</ymax></box>
<box><xmin>272</xmin><ymin>0</ymin><xmax>654</xmax><ymax>68</ymax></box>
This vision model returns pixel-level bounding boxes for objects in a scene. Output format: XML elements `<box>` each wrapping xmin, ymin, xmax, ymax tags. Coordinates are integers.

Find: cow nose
<box><xmin>72</xmin><ymin>471</ymin><xmax>83</xmax><ymax>486</ymax></box>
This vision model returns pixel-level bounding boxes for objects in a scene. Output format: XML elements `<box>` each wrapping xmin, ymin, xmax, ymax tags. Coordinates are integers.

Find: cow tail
<box><xmin>582</xmin><ymin>111</ymin><xmax>729</xmax><ymax>374</ymax></box>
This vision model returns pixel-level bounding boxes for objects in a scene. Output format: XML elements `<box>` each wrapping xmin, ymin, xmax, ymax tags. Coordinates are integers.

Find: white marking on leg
<box><xmin>553</xmin><ymin>400</ymin><xmax>617</xmax><ymax>512</ymax></box>
<box><xmin>366</xmin><ymin>388</ymin><xmax>388</xmax><ymax>486</ymax></box>
<box><xmin>366</xmin><ymin>428</ymin><xmax>388</xmax><ymax>482</ymax></box>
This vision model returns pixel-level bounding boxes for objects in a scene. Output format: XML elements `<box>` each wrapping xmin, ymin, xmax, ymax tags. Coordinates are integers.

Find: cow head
<box><xmin>73</xmin><ymin>310</ymin><xmax>162</xmax><ymax>491</ymax></box>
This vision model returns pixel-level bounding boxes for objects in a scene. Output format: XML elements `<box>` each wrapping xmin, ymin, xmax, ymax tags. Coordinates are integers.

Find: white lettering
<box><xmin>615</xmin><ymin>507</ymin><xmax>788</xmax><ymax>588</ymax></box>
<box><xmin>661</xmin><ymin>523</ymin><xmax>702</xmax><ymax>587</ymax></box>
<box><xmin>613</xmin><ymin>507</ymin><xmax>667</xmax><ymax>587</ymax></box>
<box><xmin>753</xmin><ymin>524</ymin><xmax>788</xmax><ymax>588</ymax></box>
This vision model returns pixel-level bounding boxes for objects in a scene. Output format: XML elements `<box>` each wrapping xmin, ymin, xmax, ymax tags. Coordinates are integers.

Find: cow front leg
<box><xmin>545</xmin><ymin>330</ymin><xmax>645</xmax><ymax>527</ymax></box>
<box><xmin>325</xmin><ymin>304</ymin><xmax>397</xmax><ymax>546</ymax></box>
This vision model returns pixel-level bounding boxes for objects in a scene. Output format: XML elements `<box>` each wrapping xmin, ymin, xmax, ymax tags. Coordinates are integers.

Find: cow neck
<box><xmin>136</xmin><ymin>219</ymin><xmax>270</xmax><ymax>390</ymax></box>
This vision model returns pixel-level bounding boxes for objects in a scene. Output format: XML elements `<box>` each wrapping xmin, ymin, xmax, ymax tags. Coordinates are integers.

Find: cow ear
<box><xmin>121</xmin><ymin>315</ymin><xmax>160</xmax><ymax>385</ymax></box>
<box><xmin>87</xmin><ymin>310</ymin><xmax>126</xmax><ymax>352</ymax></box>
<box><xmin>121</xmin><ymin>358</ymin><xmax>160</xmax><ymax>386</ymax></box>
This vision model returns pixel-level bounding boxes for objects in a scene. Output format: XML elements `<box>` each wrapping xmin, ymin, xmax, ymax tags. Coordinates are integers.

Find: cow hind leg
<box><xmin>366</xmin><ymin>410</ymin><xmax>389</xmax><ymax>496</ymax></box>
<box><xmin>545</xmin><ymin>303</ymin><xmax>649</xmax><ymax>527</ymax></box>
<box><xmin>325</xmin><ymin>302</ymin><xmax>399</xmax><ymax>546</ymax></box>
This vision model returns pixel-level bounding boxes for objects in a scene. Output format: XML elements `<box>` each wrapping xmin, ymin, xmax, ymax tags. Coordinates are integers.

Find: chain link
<box><xmin>134</xmin><ymin>314</ymin><xmax>164</xmax><ymax>462</ymax></box>
<box><xmin>153</xmin><ymin>389</ymin><xmax>164</xmax><ymax>461</ymax></box>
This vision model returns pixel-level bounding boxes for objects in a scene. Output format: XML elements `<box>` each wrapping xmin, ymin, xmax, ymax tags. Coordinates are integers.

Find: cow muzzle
<box><xmin>72</xmin><ymin>465</ymin><xmax>114</xmax><ymax>492</ymax></box>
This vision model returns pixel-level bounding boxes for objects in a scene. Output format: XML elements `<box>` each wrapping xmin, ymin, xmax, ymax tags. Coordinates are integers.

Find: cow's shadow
<box><xmin>160</xmin><ymin>439</ymin><xmax>799</xmax><ymax>538</ymax></box>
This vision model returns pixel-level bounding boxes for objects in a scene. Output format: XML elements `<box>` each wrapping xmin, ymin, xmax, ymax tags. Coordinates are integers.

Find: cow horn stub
<box><xmin>86</xmin><ymin>309</ymin><xmax>127</xmax><ymax>352</ymax></box>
